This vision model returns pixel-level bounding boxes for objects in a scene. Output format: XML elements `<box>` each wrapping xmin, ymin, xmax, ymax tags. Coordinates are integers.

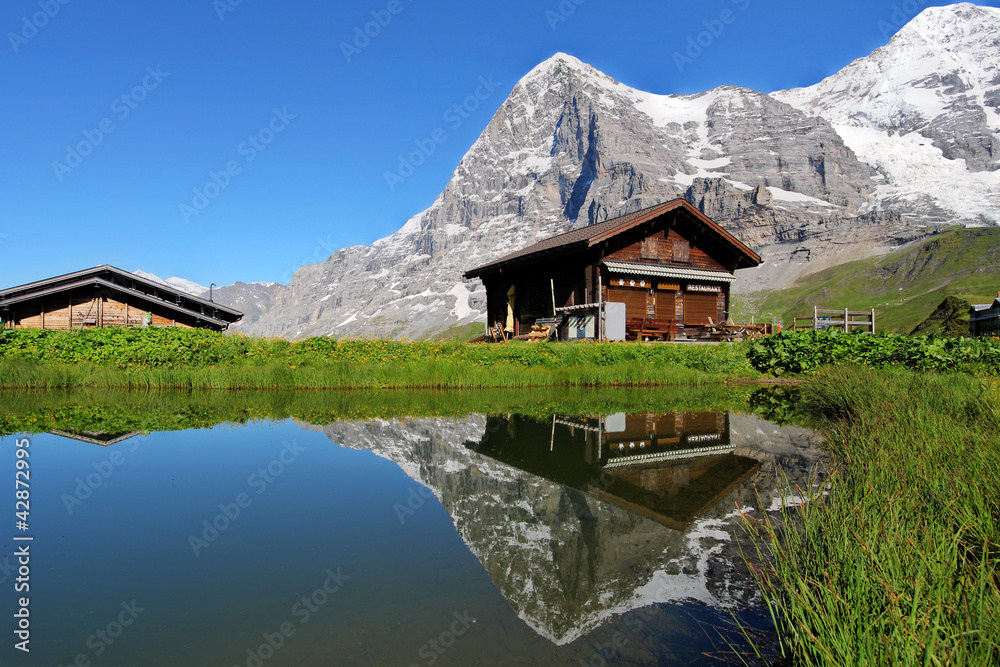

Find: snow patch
<box><xmin>766</xmin><ymin>187</ymin><xmax>837</xmax><ymax>207</ymax></box>
<box><xmin>447</xmin><ymin>283</ymin><xmax>474</xmax><ymax>320</ymax></box>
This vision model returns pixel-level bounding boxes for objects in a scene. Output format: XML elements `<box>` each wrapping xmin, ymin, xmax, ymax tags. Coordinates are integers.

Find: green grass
<box><xmin>733</xmin><ymin>227</ymin><xmax>1000</xmax><ymax>333</ymax></box>
<box><xmin>0</xmin><ymin>327</ymin><xmax>759</xmax><ymax>389</ymax></box>
<box><xmin>427</xmin><ymin>322</ymin><xmax>486</xmax><ymax>342</ymax></box>
<box><xmin>742</xmin><ymin>366</ymin><xmax>1000</xmax><ymax>666</ymax></box>
<box><xmin>910</xmin><ymin>296</ymin><xmax>974</xmax><ymax>337</ymax></box>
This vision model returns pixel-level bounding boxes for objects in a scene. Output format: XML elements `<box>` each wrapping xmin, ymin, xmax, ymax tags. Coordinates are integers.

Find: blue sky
<box><xmin>2</xmin><ymin>0</ymin><xmax>996</xmax><ymax>289</ymax></box>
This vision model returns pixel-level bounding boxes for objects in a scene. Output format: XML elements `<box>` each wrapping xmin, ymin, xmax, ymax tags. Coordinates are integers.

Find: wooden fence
<box><xmin>793</xmin><ymin>307</ymin><xmax>875</xmax><ymax>334</ymax></box>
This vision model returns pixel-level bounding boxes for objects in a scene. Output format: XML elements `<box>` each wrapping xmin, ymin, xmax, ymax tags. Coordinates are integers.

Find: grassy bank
<box><xmin>0</xmin><ymin>328</ymin><xmax>758</xmax><ymax>389</ymax></box>
<box><xmin>745</xmin><ymin>366</ymin><xmax>1000</xmax><ymax>665</ymax></box>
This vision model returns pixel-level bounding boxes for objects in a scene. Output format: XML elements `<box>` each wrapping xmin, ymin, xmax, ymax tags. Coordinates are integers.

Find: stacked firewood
<box><xmin>527</xmin><ymin>325</ymin><xmax>552</xmax><ymax>343</ymax></box>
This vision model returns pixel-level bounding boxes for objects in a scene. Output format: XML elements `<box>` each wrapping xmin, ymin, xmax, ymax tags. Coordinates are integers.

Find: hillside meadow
<box><xmin>733</xmin><ymin>227</ymin><xmax>1000</xmax><ymax>334</ymax></box>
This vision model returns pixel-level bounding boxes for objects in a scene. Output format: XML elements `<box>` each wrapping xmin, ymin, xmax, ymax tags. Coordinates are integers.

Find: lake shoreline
<box><xmin>2</xmin><ymin>328</ymin><xmax>999</xmax><ymax>664</ymax></box>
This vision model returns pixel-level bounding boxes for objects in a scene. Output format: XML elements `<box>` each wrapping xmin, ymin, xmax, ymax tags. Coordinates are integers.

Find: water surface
<box><xmin>0</xmin><ymin>388</ymin><xmax>824</xmax><ymax>666</ymax></box>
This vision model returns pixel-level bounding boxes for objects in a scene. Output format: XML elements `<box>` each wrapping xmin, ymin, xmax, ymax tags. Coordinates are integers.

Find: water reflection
<box><xmin>301</xmin><ymin>408</ymin><xmax>825</xmax><ymax>650</ymax></box>
<box><xmin>1</xmin><ymin>390</ymin><xmax>825</xmax><ymax>666</ymax></box>
<box><xmin>472</xmin><ymin>411</ymin><xmax>760</xmax><ymax>530</ymax></box>
<box><xmin>49</xmin><ymin>429</ymin><xmax>142</xmax><ymax>447</ymax></box>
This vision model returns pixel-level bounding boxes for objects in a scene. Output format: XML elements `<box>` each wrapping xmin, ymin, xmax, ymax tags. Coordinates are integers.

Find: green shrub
<box><xmin>748</xmin><ymin>329</ymin><xmax>1000</xmax><ymax>376</ymax></box>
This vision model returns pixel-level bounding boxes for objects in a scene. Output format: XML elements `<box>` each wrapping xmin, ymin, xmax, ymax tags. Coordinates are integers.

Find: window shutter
<box><xmin>672</xmin><ymin>240</ymin><xmax>690</xmax><ymax>263</ymax></box>
<box><xmin>640</xmin><ymin>237</ymin><xmax>659</xmax><ymax>260</ymax></box>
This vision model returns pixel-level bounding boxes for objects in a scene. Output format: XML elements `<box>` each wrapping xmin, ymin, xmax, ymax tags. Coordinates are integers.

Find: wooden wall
<box><xmin>482</xmin><ymin>258</ymin><xmax>586</xmax><ymax>335</ymax></box>
<box><xmin>605</xmin><ymin>229</ymin><xmax>727</xmax><ymax>272</ymax></box>
<box><xmin>604</xmin><ymin>280</ymin><xmax>728</xmax><ymax>325</ymax></box>
<box><xmin>972</xmin><ymin>303</ymin><xmax>1000</xmax><ymax>337</ymax></box>
<box><xmin>5</xmin><ymin>295</ymin><xmax>190</xmax><ymax>331</ymax></box>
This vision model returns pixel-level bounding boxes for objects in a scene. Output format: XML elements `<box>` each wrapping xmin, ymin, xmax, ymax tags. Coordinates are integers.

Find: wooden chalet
<box><xmin>970</xmin><ymin>292</ymin><xmax>1000</xmax><ymax>338</ymax></box>
<box><xmin>464</xmin><ymin>199</ymin><xmax>761</xmax><ymax>341</ymax></box>
<box><xmin>0</xmin><ymin>265</ymin><xmax>242</xmax><ymax>332</ymax></box>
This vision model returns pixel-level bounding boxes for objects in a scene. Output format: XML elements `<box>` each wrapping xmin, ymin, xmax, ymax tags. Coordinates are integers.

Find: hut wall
<box><xmin>972</xmin><ymin>302</ymin><xmax>1000</xmax><ymax>337</ymax></box>
<box><xmin>6</xmin><ymin>295</ymin><xmax>191</xmax><ymax>331</ymax></box>
<box><xmin>604</xmin><ymin>229</ymin><xmax>727</xmax><ymax>272</ymax></box>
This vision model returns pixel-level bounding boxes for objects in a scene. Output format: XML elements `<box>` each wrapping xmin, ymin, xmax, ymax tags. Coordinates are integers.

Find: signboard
<box><xmin>687</xmin><ymin>285</ymin><xmax>721</xmax><ymax>293</ymax></box>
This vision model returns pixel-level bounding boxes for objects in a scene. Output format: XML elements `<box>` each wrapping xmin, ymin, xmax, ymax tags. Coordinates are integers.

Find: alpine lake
<box><xmin>0</xmin><ymin>386</ymin><xmax>825</xmax><ymax>666</ymax></box>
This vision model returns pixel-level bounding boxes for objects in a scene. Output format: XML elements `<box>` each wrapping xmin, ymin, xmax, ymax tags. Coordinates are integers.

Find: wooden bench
<box><xmin>626</xmin><ymin>318</ymin><xmax>676</xmax><ymax>341</ymax></box>
<box><xmin>626</xmin><ymin>318</ymin><xmax>645</xmax><ymax>340</ymax></box>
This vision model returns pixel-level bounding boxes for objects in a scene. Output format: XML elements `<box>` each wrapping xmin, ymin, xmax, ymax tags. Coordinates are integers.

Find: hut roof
<box><xmin>0</xmin><ymin>265</ymin><xmax>243</xmax><ymax>328</ymax></box>
<box><xmin>464</xmin><ymin>199</ymin><xmax>760</xmax><ymax>279</ymax></box>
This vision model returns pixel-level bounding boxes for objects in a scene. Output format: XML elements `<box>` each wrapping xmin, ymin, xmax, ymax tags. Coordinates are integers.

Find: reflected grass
<box><xmin>0</xmin><ymin>384</ymin><xmax>764</xmax><ymax>437</ymax></box>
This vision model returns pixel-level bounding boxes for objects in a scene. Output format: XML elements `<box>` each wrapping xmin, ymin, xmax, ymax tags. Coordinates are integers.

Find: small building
<box><xmin>0</xmin><ymin>265</ymin><xmax>242</xmax><ymax>332</ymax></box>
<box><xmin>463</xmin><ymin>199</ymin><xmax>761</xmax><ymax>340</ymax></box>
<box><xmin>970</xmin><ymin>292</ymin><xmax>1000</xmax><ymax>338</ymax></box>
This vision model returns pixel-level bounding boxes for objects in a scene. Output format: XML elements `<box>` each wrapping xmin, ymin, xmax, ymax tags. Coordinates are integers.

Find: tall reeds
<box><xmin>743</xmin><ymin>366</ymin><xmax>1000</xmax><ymax>666</ymax></box>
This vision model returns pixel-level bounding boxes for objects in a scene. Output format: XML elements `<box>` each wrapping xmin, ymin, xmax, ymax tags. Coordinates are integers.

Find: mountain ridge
<box><xmin>209</xmin><ymin>5</ymin><xmax>998</xmax><ymax>339</ymax></box>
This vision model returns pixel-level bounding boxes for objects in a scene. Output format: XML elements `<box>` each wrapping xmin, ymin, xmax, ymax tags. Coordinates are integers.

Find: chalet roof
<box><xmin>49</xmin><ymin>430</ymin><xmax>142</xmax><ymax>447</ymax></box>
<box><xmin>0</xmin><ymin>265</ymin><xmax>243</xmax><ymax>327</ymax></box>
<box><xmin>971</xmin><ymin>298</ymin><xmax>1000</xmax><ymax>310</ymax></box>
<box><xmin>464</xmin><ymin>199</ymin><xmax>761</xmax><ymax>279</ymax></box>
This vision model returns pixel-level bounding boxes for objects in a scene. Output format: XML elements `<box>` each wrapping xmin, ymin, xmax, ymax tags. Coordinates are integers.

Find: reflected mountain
<box><xmin>301</xmin><ymin>410</ymin><xmax>825</xmax><ymax>645</ymax></box>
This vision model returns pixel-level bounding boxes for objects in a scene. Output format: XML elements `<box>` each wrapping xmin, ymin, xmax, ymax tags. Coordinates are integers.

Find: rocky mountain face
<box><xmin>196</xmin><ymin>280</ymin><xmax>282</xmax><ymax>330</ymax></box>
<box><xmin>300</xmin><ymin>412</ymin><xmax>826</xmax><ymax>645</ymax></box>
<box><xmin>220</xmin><ymin>4</ymin><xmax>997</xmax><ymax>340</ymax></box>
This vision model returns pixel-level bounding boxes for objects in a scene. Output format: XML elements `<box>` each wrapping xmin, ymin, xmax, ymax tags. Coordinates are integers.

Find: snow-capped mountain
<box><xmin>220</xmin><ymin>4</ymin><xmax>996</xmax><ymax>340</ymax></box>
<box><xmin>773</xmin><ymin>3</ymin><xmax>1000</xmax><ymax>224</ymax></box>
<box><xmin>132</xmin><ymin>270</ymin><xmax>207</xmax><ymax>297</ymax></box>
